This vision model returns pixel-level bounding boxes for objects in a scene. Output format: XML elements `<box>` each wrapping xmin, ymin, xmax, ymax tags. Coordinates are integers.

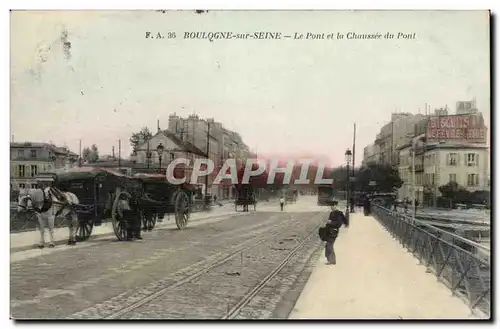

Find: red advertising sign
<box><xmin>426</xmin><ymin>113</ymin><xmax>486</xmax><ymax>144</ymax></box>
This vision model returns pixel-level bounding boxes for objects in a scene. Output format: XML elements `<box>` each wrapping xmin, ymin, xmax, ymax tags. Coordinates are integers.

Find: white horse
<box><xmin>17</xmin><ymin>187</ymin><xmax>80</xmax><ymax>248</ymax></box>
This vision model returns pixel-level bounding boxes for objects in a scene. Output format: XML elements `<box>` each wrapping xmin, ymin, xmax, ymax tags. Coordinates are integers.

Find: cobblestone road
<box><xmin>11</xmin><ymin>202</ymin><xmax>328</xmax><ymax>319</ymax></box>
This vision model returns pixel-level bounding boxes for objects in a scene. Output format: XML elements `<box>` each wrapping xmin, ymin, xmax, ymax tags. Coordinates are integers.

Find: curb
<box><xmin>10</xmin><ymin>211</ymin><xmax>245</xmax><ymax>254</ymax></box>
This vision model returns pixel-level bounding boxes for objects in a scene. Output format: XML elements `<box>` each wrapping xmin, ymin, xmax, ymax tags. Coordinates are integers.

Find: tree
<box><xmin>439</xmin><ymin>182</ymin><xmax>471</xmax><ymax>205</ymax></box>
<box><xmin>130</xmin><ymin>127</ymin><xmax>153</xmax><ymax>152</ymax></box>
<box><xmin>470</xmin><ymin>190</ymin><xmax>490</xmax><ymax>206</ymax></box>
<box><xmin>82</xmin><ymin>144</ymin><xmax>99</xmax><ymax>163</ymax></box>
<box><xmin>355</xmin><ymin>163</ymin><xmax>403</xmax><ymax>193</ymax></box>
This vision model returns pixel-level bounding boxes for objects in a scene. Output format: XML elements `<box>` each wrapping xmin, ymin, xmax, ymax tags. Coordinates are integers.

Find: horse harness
<box><xmin>21</xmin><ymin>188</ymin><xmax>71</xmax><ymax>216</ymax></box>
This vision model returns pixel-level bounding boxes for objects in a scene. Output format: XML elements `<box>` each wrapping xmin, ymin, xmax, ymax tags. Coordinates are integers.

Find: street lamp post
<box><xmin>156</xmin><ymin>142</ymin><xmax>164</xmax><ymax>172</ymax></box>
<box><xmin>345</xmin><ymin>149</ymin><xmax>352</xmax><ymax>213</ymax></box>
<box><xmin>411</xmin><ymin>140</ymin><xmax>416</xmax><ymax>222</ymax></box>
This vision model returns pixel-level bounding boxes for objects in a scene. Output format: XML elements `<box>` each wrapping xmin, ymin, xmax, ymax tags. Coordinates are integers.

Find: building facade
<box><xmin>167</xmin><ymin>113</ymin><xmax>253</xmax><ymax>199</ymax></box>
<box><xmin>398</xmin><ymin>142</ymin><xmax>489</xmax><ymax>205</ymax></box>
<box><xmin>365</xmin><ymin>103</ymin><xmax>489</xmax><ymax>206</ymax></box>
<box><xmin>10</xmin><ymin>142</ymin><xmax>79</xmax><ymax>190</ymax></box>
<box><xmin>362</xmin><ymin>143</ymin><xmax>380</xmax><ymax>165</ymax></box>
<box><xmin>368</xmin><ymin>113</ymin><xmax>426</xmax><ymax>167</ymax></box>
<box><xmin>132</xmin><ymin>129</ymin><xmax>232</xmax><ymax>198</ymax></box>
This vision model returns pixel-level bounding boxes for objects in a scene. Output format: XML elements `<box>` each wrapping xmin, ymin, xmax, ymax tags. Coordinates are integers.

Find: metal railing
<box><xmin>372</xmin><ymin>205</ymin><xmax>491</xmax><ymax>318</ymax></box>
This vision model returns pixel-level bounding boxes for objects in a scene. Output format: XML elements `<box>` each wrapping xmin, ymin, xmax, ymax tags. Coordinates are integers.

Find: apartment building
<box><xmin>363</xmin><ymin>112</ymin><xmax>425</xmax><ymax>166</ymax></box>
<box><xmin>362</xmin><ymin>143</ymin><xmax>379</xmax><ymax>165</ymax></box>
<box><xmin>398</xmin><ymin>141</ymin><xmax>489</xmax><ymax>205</ymax></box>
<box><xmin>10</xmin><ymin>142</ymin><xmax>78</xmax><ymax>190</ymax></box>
<box><xmin>167</xmin><ymin>113</ymin><xmax>253</xmax><ymax>198</ymax></box>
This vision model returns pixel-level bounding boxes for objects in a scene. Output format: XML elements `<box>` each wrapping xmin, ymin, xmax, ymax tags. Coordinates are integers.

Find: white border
<box><xmin>3</xmin><ymin>1</ymin><xmax>497</xmax><ymax>328</ymax></box>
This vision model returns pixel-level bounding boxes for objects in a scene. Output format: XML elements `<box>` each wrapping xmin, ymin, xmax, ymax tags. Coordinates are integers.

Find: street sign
<box><xmin>349</xmin><ymin>177</ymin><xmax>356</xmax><ymax>182</ymax></box>
<box><xmin>369</xmin><ymin>180</ymin><xmax>377</xmax><ymax>186</ymax></box>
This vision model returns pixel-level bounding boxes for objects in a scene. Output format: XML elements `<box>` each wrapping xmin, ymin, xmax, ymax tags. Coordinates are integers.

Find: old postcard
<box><xmin>9</xmin><ymin>10</ymin><xmax>490</xmax><ymax>320</ymax></box>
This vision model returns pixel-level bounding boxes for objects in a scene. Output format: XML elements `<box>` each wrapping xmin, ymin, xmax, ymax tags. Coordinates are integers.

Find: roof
<box><xmin>136</xmin><ymin>130</ymin><xmax>206</xmax><ymax>158</ymax></box>
<box><xmin>82</xmin><ymin>159</ymin><xmax>137</xmax><ymax>168</ymax></box>
<box><xmin>163</xmin><ymin>130</ymin><xmax>207</xmax><ymax>157</ymax></box>
<box><xmin>133</xmin><ymin>173</ymin><xmax>167</xmax><ymax>181</ymax></box>
<box><xmin>55</xmin><ymin>167</ymin><xmax>131</xmax><ymax>182</ymax></box>
<box><xmin>10</xmin><ymin>142</ymin><xmax>78</xmax><ymax>157</ymax></box>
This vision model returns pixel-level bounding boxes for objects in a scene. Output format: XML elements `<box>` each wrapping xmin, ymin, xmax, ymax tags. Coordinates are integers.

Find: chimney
<box><xmin>112</xmin><ymin>146</ymin><xmax>115</xmax><ymax>159</ymax></box>
<box><xmin>157</xmin><ymin>119</ymin><xmax>160</xmax><ymax>133</ymax></box>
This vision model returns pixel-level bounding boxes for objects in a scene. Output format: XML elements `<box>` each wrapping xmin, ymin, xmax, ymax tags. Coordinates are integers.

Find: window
<box><xmin>449</xmin><ymin>174</ymin><xmax>457</xmax><ymax>183</ymax></box>
<box><xmin>467</xmin><ymin>174</ymin><xmax>479</xmax><ymax>186</ymax></box>
<box><xmin>30</xmin><ymin>150</ymin><xmax>37</xmax><ymax>158</ymax></box>
<box><xmin>30</xmin><ymin>165</ymin><xmax>38</xmax><ymax>177</ymax></box>
<box><xmin>467</xmin><ymin>153</ymin><xmax>478</xmax><ymax>167</ymax></box>
<box><xmin>17</xmin><ymin>149</ymin><xmax>24</xmax><ymax>158</ymax></box>
<box><xmin>18</xmin><ymin>165</ymin><xmax>25</xmax><ymax>177</ymax></box>
<box><xmin>31</xmin><ymin>184</ymin><xmax>38</xmax><ymax>189</ymax></box>
<box><xmin>19</xmin><ymin>183</ymin><xmax>26</xmax><ymax>189</ymax></box>
<box><xmin>448</xmin><ymin>153</ymin><xmax>458</xmax><ymax>166</ymax></box>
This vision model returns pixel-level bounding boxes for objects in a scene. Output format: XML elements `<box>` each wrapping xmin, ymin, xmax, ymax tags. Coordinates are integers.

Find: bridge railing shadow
<box><xmin>372</xmin><ymin>205</ymin><xmax>491</xmax><ymax>318</ymax></box>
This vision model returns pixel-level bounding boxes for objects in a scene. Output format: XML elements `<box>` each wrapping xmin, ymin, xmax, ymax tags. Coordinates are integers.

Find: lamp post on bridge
<box><xmin>156</xmin><ymin>142</ymin><xmax>164</xmax><ymax>173</ymax></box>
<box><xmin>345</xmin><ymin>149</ymin><xmax>352</xmax><ymax>213</ymax></box>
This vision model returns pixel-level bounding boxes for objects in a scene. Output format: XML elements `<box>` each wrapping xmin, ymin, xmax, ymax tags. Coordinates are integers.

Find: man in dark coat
<box><xmin>117</xmin><ymin>194</ymin><xmax>143</xmax><ymax>241</ymax></box>
<box><xmin>363</xmin><ymin>194</ymin><xmax>371</xmax><ymax>216</ymax></box>
<box><xmin>324</xmin><ymin>200</ymin><xmax>349</xmax><ymax>265</ymax></box>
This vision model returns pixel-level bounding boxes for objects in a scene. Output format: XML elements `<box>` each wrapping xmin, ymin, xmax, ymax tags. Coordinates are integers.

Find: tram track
<box><xmin>103</xmin><ymin>213</ymin><xmax>323</xmax><ymax>319</ymax></box>
<box><xmin>221</xmin><ymin>223</ymin><xmax>320</xmax><ymax>319</ymax></box>
<box><xmin>64</xmin><ymin>211</ymin><xmax>323</xmax><ymax>319</ymax></box>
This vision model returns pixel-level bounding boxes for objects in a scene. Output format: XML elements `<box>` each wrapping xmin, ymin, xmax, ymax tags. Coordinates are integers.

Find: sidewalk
<box><xmin>10</xmin><ymin>204</ymin><xmax>239</xmax><ymax>253</ymax></box>
<box><xmin>288</xmin><ymin>212</ymin><xmax>478</xmax><ymax>320</ymax></box>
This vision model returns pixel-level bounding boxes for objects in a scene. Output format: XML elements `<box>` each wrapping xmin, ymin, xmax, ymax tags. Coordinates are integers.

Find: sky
<box><xmin>10</xmin><ymin>10</ymin><xmax>490</xmax><ymax>167</ymax></box>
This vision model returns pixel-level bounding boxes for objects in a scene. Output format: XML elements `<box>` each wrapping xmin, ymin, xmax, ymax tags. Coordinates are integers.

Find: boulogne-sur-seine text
<box><xmin>146</xmin><ymin>31</ymin><xmax>416</xmax><ymax>41</ymax></box>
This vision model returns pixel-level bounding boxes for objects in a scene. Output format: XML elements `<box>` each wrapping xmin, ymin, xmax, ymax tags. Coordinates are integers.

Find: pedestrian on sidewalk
<box><xmin>280</xmin><ymin>196</ymin><xmax>285</xmax><ymax>211</ymax></box>
<box><xmin>363</xmin><ymin>194</ymin><xmax>371</xmax><ymax>216</ymax></box>
<box><xmin>323</xmin><ymin>200</ymin><xmax>348</xmax><ymax>265</ymax></box>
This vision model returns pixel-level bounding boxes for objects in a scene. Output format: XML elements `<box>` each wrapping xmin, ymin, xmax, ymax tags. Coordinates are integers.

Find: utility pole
<box><xmin>118</xmin><ymin>139</ymin><xmax>121</xmax><ymax>170</ymax></box>
<box><xmin>146</xmin><ymin>138</ymin><xmax>151</xmax><ymax>169</ymax></box>
<box><xmin>205</xmin><ymin>120</ymin><xmax>211</xmax><ymax>208</ymax></box>
<box><xmin>79</xmin><ymin>139</ymin><xmax>82</xmax><ymax>167</ymax></box>
<box><xmin>390</xmin><ymin>120</ymin><xmax>394</xmax><ymax>165</ymax></box>
<box><xmin>351</xmin><ymin>123</ymin><xmax>356</xmax><ymax>213</ymax></box>
<box><xmin>411</xmin><ymin>138</ymin><xmax>416</xmax><ymax>222</ymax></box>
<box><xmin>352</xmin><ymin>123</ymin><xmax>356</xmax><ymax>176</ymax></box>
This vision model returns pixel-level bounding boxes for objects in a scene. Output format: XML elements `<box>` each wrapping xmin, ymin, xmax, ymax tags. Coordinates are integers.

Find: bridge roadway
<box><xmin>289</xmin><ymin>210</ymin><xmax>479</xmax><ymax>319</ymax></box>
<box><xmin>10</xmin><ymin>196</ymin><xmax>479</xmax><ymax>319</ymax></box>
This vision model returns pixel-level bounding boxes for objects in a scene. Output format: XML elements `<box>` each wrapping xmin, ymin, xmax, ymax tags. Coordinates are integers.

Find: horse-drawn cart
<box><xmin>128</xmin><ymin>173</ymin><xmax>195</xmax><ymax>231</ymax></box>
<box><xmin>285</xmin><ymin>189</ymin><xmax>298</xmax><ymax>204</ymax></box>
<box><xmin>38</xmin><ymin>167</ymin><xmax>131</xmax><ymax>242</ymax></box>
<box><xmin>234</xmin><ymin>184</ymin><xmax>256</xmax><ymax>212</ymax></box>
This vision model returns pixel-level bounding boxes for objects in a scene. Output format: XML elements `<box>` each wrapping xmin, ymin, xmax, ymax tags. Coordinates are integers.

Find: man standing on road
<box><xmin>280</xmin><ymin>196</ymin><xmax>285</xmax><ymax>211</ymax></box>
<box><xmin>324</xmin><ymin>200</ymin><xmax>348</xmax><ymax>265</ymax></box>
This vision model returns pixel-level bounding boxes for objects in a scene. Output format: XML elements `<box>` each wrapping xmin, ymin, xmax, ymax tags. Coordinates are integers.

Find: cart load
<box><xmin>132</xmin><ymin>172</ymin><xmax>195</xmax><ymax>230</ymax></box>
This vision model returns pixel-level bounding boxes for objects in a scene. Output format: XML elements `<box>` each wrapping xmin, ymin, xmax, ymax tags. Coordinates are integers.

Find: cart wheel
<box><xmin>116</xmin><ymin>220</ymin><xmax>128</xmax><ymax>241</ymax></box>
<box><xmin>75</xmin><ymin>219</ymin><xmax>93</xmax><ymax>242</ymax></box>
<box><xmin>174</xmin><ymin>190</ymin><xmax>190</xmax><ymax>230</ymax></box>
<box><xmin>143</xmin><ymin>212</ymin><xmax>157</xmax><ymax>231</ymax></box>
<box><xmin>112</xmin><ymin>188</ymin><xmax>130</xmax><ymax>241</ymax></box>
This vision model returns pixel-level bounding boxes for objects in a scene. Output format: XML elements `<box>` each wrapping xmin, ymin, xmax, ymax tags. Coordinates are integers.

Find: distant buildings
<box><xmin>362</xmin><ymin>99</ymin><xmax>490</xmax><ymax>206</ymax></box>
<box><xmin>130</xmin><ymin>114</ymin><xmax>255</xmax><ymax>199</ymax></box>
<box><xmin>166</xmin><ymin>113</ymin><xmax>254</xmax><ymax>198</ymax></box>
<box><xmin>10</xmin><ymin>142</ymin><xmax>79</xmax><ymax>190</ymax></box>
